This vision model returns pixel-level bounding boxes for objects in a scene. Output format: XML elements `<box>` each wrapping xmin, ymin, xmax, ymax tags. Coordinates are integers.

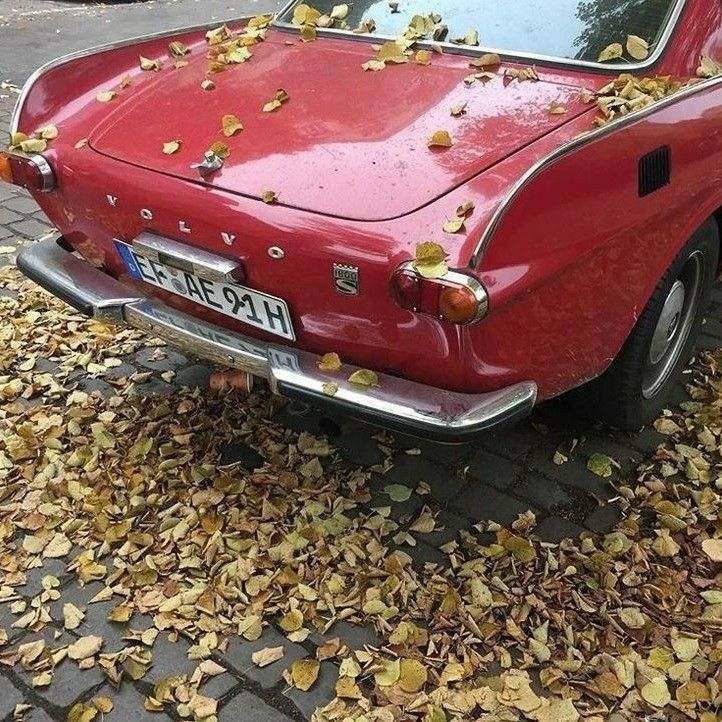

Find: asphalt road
<box><xmin>2</xmin><ymin>1</ymin><xmax>722</xmax><ymax>719</ymax></box>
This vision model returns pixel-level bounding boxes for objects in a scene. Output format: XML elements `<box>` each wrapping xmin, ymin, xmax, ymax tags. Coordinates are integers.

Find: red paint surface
<box><xmin>13</xmin><ymin>0</ymin><xmax>722</xmax><ymax>399</ymax></box>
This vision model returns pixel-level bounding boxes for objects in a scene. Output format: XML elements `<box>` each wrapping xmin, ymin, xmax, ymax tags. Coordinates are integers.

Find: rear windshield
<box><xmin>276</xmin><ymin>0</ymin><xmax>681</xmax><ymax>64</ymax></box>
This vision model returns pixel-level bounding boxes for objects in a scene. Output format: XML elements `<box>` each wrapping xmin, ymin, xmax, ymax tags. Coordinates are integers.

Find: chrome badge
<box><xmin>333</xmin><ymin>263</ymin><xmax>360</xmax><ymax>295</ymax></box>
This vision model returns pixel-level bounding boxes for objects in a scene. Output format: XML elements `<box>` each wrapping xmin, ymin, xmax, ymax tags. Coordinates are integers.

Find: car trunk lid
<box><xmin>88</xmin><ymin>31</ymin><xmax>590</xmax><ymax>221</ymax></box>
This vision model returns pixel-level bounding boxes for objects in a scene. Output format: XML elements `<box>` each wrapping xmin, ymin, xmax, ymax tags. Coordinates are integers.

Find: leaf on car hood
<box><xmin>162</xmin><ymin>140</ymin><xmax>181</xmax><ymax>155</ymax></box>
<box><xmin>469</xmin><ymin>52</ymin><xmax>501</xmax><ymax>68</ymax></box>
<box><xmin>292</xmin><ymin>4</ymin><xmax>322</xmax><ymax>25</ymax></box>
<box><xmin>427</xmin><ymin>130</ymin><xmax>453</xmax><ymax>147</ymax></box>
<box><xmin>221</xmin><ymin>114</ymin><xmax>243</xmax><ymax>137</ymax></box>
<box><xmin>262</xmin><ymin>89</ymin><xmax>290</xmax><ymax>112</ymax></box>
<box><xmin>208</xmin><ymin>141</ymin><xmax>230</xmax><ymax>159</ymax></box>
<box><xmin>261</xmin><ymin>189</ymin><xmax>278</xmax><ymax>204</ymax></box>
<box><xmin>96</xmin><ymin>91</ymin><xmax>117</xmax><ymax>103</ymax></box>
<box><xmin>168</xmin><ymin>40</ymin><xmax>190</xmax><ymax>58</ymax></box>
<box><xmin>139</xmin><ymin>56</ymin><xmax>161</xmax><ymax>72</ymax></box>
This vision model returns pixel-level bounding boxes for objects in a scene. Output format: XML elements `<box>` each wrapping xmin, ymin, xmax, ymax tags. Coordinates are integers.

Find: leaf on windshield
<box><xmin>208</xmin><ymin>141</ymin><xmax>230</xmax><ymax>159</ymax></box>
<box><xmin>427</xmin><ymin>130</ymin><xmax>453</xmax><ymax>148</ymax></box>
<box><xmin>168</xmin><ymin>41</ymin><xmax>190</xmax><ymax>57</ymax></box>
<box><xmin>330</xmin><ymin>4</ymin><xmax>349</xmax><ymax>20</ymax></box>
<box><xmin>162</xmin><ymin>140</ymin><xmax>181</xmax><ymax>155</ymax></box>
<box><xmin>469</xmin><ymin>52</ymin><xmax>501</xmax><ymax>68</ymax></box>
<box><xmin>96</xmin><ymin>91</ymin><xmax>117</xmax><ymax>103</ymax></box>
<box><xmin>505</xmin><ymin>66</ymin><xmax>539</xmax><ymax>82</ymax></box>
<box><xmin>414</xmin><ymin>242</ymin><xmax>448</xmax><ymax>278</ymax></box>
<box><xmin>378</xmin><ymin>41</ymin><xmax>408</xmax><ymax>64</ymax></box>
<box><xmin>626</xmin><ymin>35</ymin><xmax>649</xmax><ymax>61</ymax></box>
<box><xmin>262</xmin><ymin>89</ymin><xmax>290</xmax><ymax>112</ymax></box>
<box><xmin>261</xmin><ymin>190</ymin><xmax>278</xmax><ymax>204</ymax></box>
<box><xmin>292</xmin><ymin>4</ymin><xmax>322</xmax><ymax>25</ymax></box>
<box><xmin>415</xmin><ymin>50</ymin><xmax>432</xmax><ymax>65</ymax></box>
<box><xmin>450</xmin><ymin>101</ymin><xmax>468</xmax><ymax>117</ymax></box>
<box><xmin>464</xmin><ymin>29</ymin><xmax>479</xmax><ymax>46</ymax></box>
<box><xmin>598</xmin><ymin>43</ymin><xmax>623</xmax><ymax>62</ymax></box>
<box><xmin>300</xmin><ymin>25</ymin><xmax>317</xmax><ymax>41</ymax></box>
<box><xmin>139</xmin><ymin>56</ymin><xmax>161</xmax><ymax>72</ymax></box>
<box><xmin>548</xmin><ymin>101</ymin><xmax>567</xmax><ymax>114</ymax></box>
<box><xmin>362</xmin><ymin>59</ymin><xmax>386</xmax><ymax>71</ymax></box>
<box><xmin>221</xmin><ymin>114</ymin><xmax>244</xmax><ymax>137</ymax></box>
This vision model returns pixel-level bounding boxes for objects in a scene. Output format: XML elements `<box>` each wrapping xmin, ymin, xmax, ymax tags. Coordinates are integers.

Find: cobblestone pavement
<box><xmin>2</xmin><ymin>1</ymin><xmax>722</xmax><ymax>720</ymax></box>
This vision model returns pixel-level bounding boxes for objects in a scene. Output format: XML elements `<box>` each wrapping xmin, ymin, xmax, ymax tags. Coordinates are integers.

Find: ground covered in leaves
<box><xmin>0</xmin><ymin>263</ymin><xmax>721</xmax><ymax>722</ymax></box>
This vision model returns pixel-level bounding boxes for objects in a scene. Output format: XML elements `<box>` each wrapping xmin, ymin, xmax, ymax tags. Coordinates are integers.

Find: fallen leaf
<box><xmin>221</xmin><ymin>114</ymin><xmax>243</xmax><ymax>137</ymax></box>
<box><xmin>262</xmin><ymin>89</ymin><xmax>290</xmax><ymax>112</ymax></box>
<box><xmin>347</xmin><ymin>369</ymin><xmax>378</xmax><ymax>387</ymax></box>
<box><xmin>67</xmin><ymin>635</ymin><xmax>103</xmax><ymax>661</ymax></box>
<box><xmin>139</xmin><ymin>56</ymin><xmax>161</xmax><ymax>71</ymax></box>
<box><xmin>702</xmin><ymin>538</ymin><xmax>722</xmax><ymax>562</ymax></box>
<box><xmin>413</xmin><ymin>241</ymin><xmax>448</xmax><ymax>279</ymax></box>
<box><xmin>384</xmin><ymin>484</ymin><xmax>412</xmax><ymax>502</ymax></box>
<box><xmin>261</xmin><ymin>189</ymin><xmax>277</xmax><ymax>204</ymax></box>
<box><xmin>626</xmin><ymin>34</ymin><xmax>649</xmax><ymax>60</ymax></box>
<box><xmin>398</xmin><ymin>658</ymin><xmax>428</xmax><ymax>692</ymax></box>
<box><xmin>641</xmin><ymin>677</ymin><xmax>671</xmax><ymax>708</ymax></box>
<box><xmin>96</xmin><ymin>91</ymin><xmax>117</xmax><ymax>103</ymax></box>
<box><xmin>291</xmin><ymin>658</ymin><xmax>320</xmax><ymax>691</ymax></box>
<box><xmin>427</xmin><ymin>130</ymin><xmax>453</xmax><ymax>148</ymax></box>
<box><xmin>318</xmin><ymin>352</ymin><xmax>342</xmax><ymax>372</ymax></box>
<box><xmin>415</xmin><ymin>50</ymin><xmax>432</xmax><ymax>65</ymax></box>
<box><xmin>252</xmin><ymin>646</ymin><xmax>284</xmax><ymax>667</ymax></box>
<box><xmin>598</xmin><ymin>43</ymin><xmax>623</xmax><ymax>62</ymax></box>
<box><xmin>162</xmin><ymin>140</ymin><xmax>181</xmax><ymax>155</ymax></box>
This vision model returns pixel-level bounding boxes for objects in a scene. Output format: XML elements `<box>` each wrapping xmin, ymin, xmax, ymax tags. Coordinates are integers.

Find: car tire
<box><xmin>570</xmin><ymin>217</ymin><xmax>719</xmax><ymax>430</ymax></box>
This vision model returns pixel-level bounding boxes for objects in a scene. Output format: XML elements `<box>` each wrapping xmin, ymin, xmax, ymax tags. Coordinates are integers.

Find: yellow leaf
<box><xmin>456</xmin><ymin>200</ymin><xmax>475</xmax><ymax>216</ymax></box>
<box><xmin>208</xmin><ymin>141</ymin><xmax>230</xmax><ymax>159</ymax></box>
<box><xmin>330</xmin><ymin>4</ymin><xmax>349</xmax><ymax>20</ymax></box>
<box><xmin>107</xmin><ymin>604</ymin><xmax>133</xmax><ymax>622</ymax></box>
<box><xmin>374</xmin><ymin>658</ymin><xmax>400</xmax><ymax>687</ymax></box>
<box><xmin>598</xmin><ymin>43</ymin><xmax>623</xmax><ymax>62</ymax></box>
<box><xmin>377</xmin><ymin>41</ymin><xmax>408</xmax><ymax>63</ymax></box>
<box><xmin>63</xmin><ymin>603</ymin><xmax>85</xmax><ymax>630</ymax></box>
<box><xmin>252</xmin><ymin>646</ymin><xmax>284</xmax><ymax>667</ymax></box>
<box><xmin>36</xmin><ymin>125</ymin><xmax>58</xmax><ymax>140</ymax></box>
<box><xmin>549</xmin><ymin>101</ymin><xmax>567</xmax><ymax>114</ymax></box>
<box><xmin>168</xmin><ymin>41</ymin><xmax>190</xmax><ymax>57</ymax></box>
<box><xmin>292</xmin><ymin>4</ymin><xmax>322</xmax><ymax>25</ymax></box>
<box><xmin>414</xmin><ymin>241</ymin><xmax>448</xmax><ymax>279</ymax></box>
<box><xmin>162</xmin><ymin>140</ymin><xmax>181</xmax><ymax>155</ymax></box>
<box><xmin>221</xmin><ymin>114</ymin><xmax>243</xmax><ymax>137</ymax></box>
<box><xmin>415</xmin><ymin>50</ymin><xmax>432</xmax><ymax>66</ymax></box>
<box><xmin>347</xmin><ymin>369</ymin><xmax>378</xmax><ymax>387</ymax></box>
<box><xmin>262</xmin><ymin>89</ymin><xmax>289</xmax><ymax>112</ymax></box>
<box><xmin>291</xmin><ymin>658</ymin><xmax>320</xmax><ymax>690</ymax></box>
<box><xmin>335</xmin><ymin>676</ymin><xmax>363</xmax><ymax>698</ymax></box>
<box><xmin>443</xmin><ymin>217</ymin><xmax>465</xmax><ymax>234</ymax></box>
<box><xmin>702</xmin><ymin>538</ymin><xmax>722</xmax><ymax>562</ymax></box>
<box><xmin>280</xmin><ymin>609</ymin><xmax>304</xmax><ymax>632</ymax></box>
<box><xmin>427</xmin><ymin>129</ymin><xmax>453</xmax><ymax>148</ymax></box>
<box><xmin>322</xmin><ymin>382</ymin><xmax>338</xmax><ymax>396</ymax></box>
<box><xmin>18</xmin><ymin>138</ymin><xmax>47</xmax><ymax>154</ymax></box>
<box><xmin>398</xmin><ymin>658</ymin><xmax>428</xmax><ymax>692</ymax></box>
<box><xmin>450</xmin><ymin>101</ymin><xmax>467</xmax><ymax>117</ymax></box>
<box><xmin>96</xmin><ymin>91</ymin><xmax>117</xmax><ymax>103</ymax></box>
<box><xmin>68</xmin><ymin>635</ymin><xmax>103</xmax><ymax>661</ymax></box>
<box><xmin>318</xmin><ymin>352</ymin><xmax>342</xmax><ymax>372</ymax></box>
<box><xmin>362</xmin><ymin>59</ymin><xmax>386</xmax><ymax>71</ymax></box>
<box><xmin>93</xmin><ymin>698</ymin><xmax>114</xmax><ymax>714</ymax></box>
<box><xmin>261</xmin><ymin>189</ymin><xmax>277</xmax><ymax>204</ymax></box>
<box><xmin>469</xmin><ymin>52</ymin><xmax>501</xmax><ymax>68</ymax></box>
<box><xmin>139</xmin><ymin>56</ymin><xmax>161</xmax><ymax>71</ymax></box>
<box><xmin>626</xmin><ymin>34</ymin><xmax>649</xmax><ymax>61</ymax></box>
<box><xmin>641</xmin><ymin>677</ymin><xmax>671</xmax><ymax>708</ymax></box>
<box><xmin>300</xmin><ymin>25</ymin><xmax>317</xmax><ymax>42</ymax></box>
<box><xmin>672</xmin><ymin>636</ymin><xmax>699</xmax><ymax>662</ymax></box>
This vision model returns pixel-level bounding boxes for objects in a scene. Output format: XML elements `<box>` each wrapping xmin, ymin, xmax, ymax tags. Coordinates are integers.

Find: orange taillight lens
<box><xmin>0</xmin><ymin>153</ymin><xmax>13</xmax><ymax>184</ymax></box>
<box><xmin>439</xmin><ymin>285</ymin><xmax>480</xmax><ymax>324</ymax></box>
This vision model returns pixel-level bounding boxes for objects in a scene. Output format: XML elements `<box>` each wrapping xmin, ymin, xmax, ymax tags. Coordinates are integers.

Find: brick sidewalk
<box><xmin>3</xmin><ymin>2</ymin><xmax>722</xmax><ymax>719</ymax></box>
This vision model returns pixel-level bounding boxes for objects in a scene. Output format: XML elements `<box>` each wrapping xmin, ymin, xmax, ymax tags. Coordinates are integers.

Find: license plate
<box><xmin>115</xmin><ymin>241</ymin><xmax>295</xmax><ymax>341</ymax></box>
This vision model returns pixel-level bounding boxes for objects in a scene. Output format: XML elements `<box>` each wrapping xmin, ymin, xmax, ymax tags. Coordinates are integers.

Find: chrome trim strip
<box><xmin>395</xmin><ymin>260</ymin><xmax>489</xmax><ymax>323</ymax></box>
<box><xmin>28</xmin><ymin>154</ymin><xmax>56</xmax><ymax>193</ymax></box>
<box><xmin>16</xmin><ymin>234</ymin><xmax>537</xmax><ymax>438</ymax></box>
<box><xmin>272</xmin><ymin>0</ymin><xmax>686</xmax><ymax>73</ymax></box>
<box><xmin>132</xmin><ymin>232</ymin><xmax>244</xmax><ymax>283</ymax></box>
<box><xmin>469</xmin><ymin>73</ymin><xmax>722</xmax><ymax>268</ymax></box>
<box><xmin>10</xmin><ymin>16</ymin><xmax>252</xmax><ymax>134</ymax></box>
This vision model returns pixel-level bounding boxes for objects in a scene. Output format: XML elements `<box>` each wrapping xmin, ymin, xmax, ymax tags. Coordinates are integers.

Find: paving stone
<box><xmin>134</xmin><ymin>378</ymin><xmax>174</xmax><ymax>397</ymax></box>
<box><xmin>0</xmin><ymin>226</ymin><xmax>14</xmax><ymax>240</ymax></box>
<box><xmin>0</xmin><ymin>677</ymin><xmax>24</xmax><ymax>718</ymax></box>
<box><xmin>76</xmin><ymin>377</ymin><xmax>115</xmax><ymax>397</ymax></box>
<box><xmin>514</xmin><ymin>473</ymin><xmax>570</xmax><ymax>511</ymax></box>
<box><xmin>220</xmin><ymin>690</ymin><xmax>295</xmax><ymax>721</ymax></box>
<box><xmin>2</xmin><ymin>195</ymin><xmax>40</xmax><ymax>214</ymax></box>
<box><xmin>272</xmin><ymin>401</ymin><xmax>326</xmax><ymax>435</ymax></box>
<box><xmin>585</xmin><ymin>504</ymin><xmax>622</xmax><ymax>533</ymax></box>
<box><xmin>0</xmin><ymin>207</ymin><xmax>22</xmax><ymax>225</ymax></box>
<box><xmin>412</xmin><ymin>508</ymin><xmax>472</xmax><ymax>549</ymax></box>
<box><xmin>94</xmin><ymin>682</ymin><xmax>172</xmax><ymax>721</ymax></box>
<box><xmin>197</xmin><ymin>663</ymin><xmax>240</xmax><ymax>700</ymax></box>
<box><xmin>144</xmin><ymin>633</ymin><xmax>198</xmax><ymax>684</ymax></box>
<box><xmin>452</xmin><ymin>484</ymin><xmax>537</xmax><ymax>526</ymax></box>
<box><xmin>27</xmin><ymin>708</ymin><xmax>57</xmax><ymax>722</ymax></box>
<box><xmin>224</xmin><ymin>626</ymin><xmax>307</xmax><ymax>689</ymax></box>
<box><xmin>219</xmin><ymin>441</ymin><xmax>265</xmax><ymax>470</ymax></box>
<box><xmin>135</xmin><ymin>346</ymin><xmax>189</xmax><ymax>372</ymax></box>
<box><xmin>313</xmin><ymin>620</ymin><xmax>383</xmax><ymax>652</ymax></box>
<box><xmin>332</xmin><ymin>422</ymin><xmax>385</xmax><ymax>467</ymax></box>
<box><xmin>174</xmin><ymin>363</ymin><xmax>212</xmax><ymax>389</ymax></box>
<box><xmin>477</xmin><ymin>421</ymin><xmax>542</xmax><ymax>461</ymax></box>
<box><xmin>401</xmin><ymin>539</ymin><xmax>450</xmax><ymax>570</ymax></box>
<box><xmin>381</xmin><ymin>452</ymin><xmax>465</xmax><ymax>504</ymax></box>
<box><xmin>21</xmin><ymin>557</ymin><xmax>71</xmax><ymax>596</ymax></box>
<box><xmin>0</xmin><ymin>184</ymin><xmax>21</xmax><ymax>202</ymax></box>
<box><xmin>391</xmin><ymin>434</ymin><xmax>474</xmax><ymax>465</ymax></box>
<box><xmin>534</xmin><ymin>516</ymin><xmax>586</xmax><ymax>544</ymax></box>
<box><xmin>369</xmin><ymin>477</ymin><xmax>424</xmax><ymax>522</ymax></box>
<box><xmin>10</xmin><ymin>218</ymin><xmax>52</xmax><ymax>239</ymax></box>
<box><xmin>31</xmin><ymin>657</ymin><xmax>105</xmax><ymax>708</ymax></box>
<box><xmin>465</xmin><ymin>449</ymin><xmax>518</xmax><ymax>491</ymax></box>
<box><xmin>283</xmin><ymin>660</ymin><xmax>336</xmax><ymax>720</ymax></box>
<box><xmin>526</xmin><ymin>447</ymin><xmax>613</xmax><ymax>500</ymax></box>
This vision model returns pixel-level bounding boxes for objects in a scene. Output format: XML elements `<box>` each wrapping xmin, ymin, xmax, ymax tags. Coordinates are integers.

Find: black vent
<box><xmin>638</xmin><ymin>146</ymin><xmax>671</xmax><ymax>197</ymax></box>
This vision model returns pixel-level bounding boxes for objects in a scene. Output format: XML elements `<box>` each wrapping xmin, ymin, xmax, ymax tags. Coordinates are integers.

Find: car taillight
<box><xmin>390</xmin><ymin>261</ymin><xmax>488</xmax><ymax>325</ymax></box>
<box><xmin>0</xmin><ymin>152</ymin><xmax>55</xmax><ymax>193</ymax></box>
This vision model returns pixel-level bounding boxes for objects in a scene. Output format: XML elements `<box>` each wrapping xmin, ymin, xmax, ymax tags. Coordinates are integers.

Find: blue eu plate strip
<box><xmin>113</xmin><ymin>240</ymin><xmax>142</xmax><ymax>280</ymax></box>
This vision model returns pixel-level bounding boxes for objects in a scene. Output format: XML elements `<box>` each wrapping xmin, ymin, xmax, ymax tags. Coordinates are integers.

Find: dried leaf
<box><xmin>67</xmin><ymin>635</ymin><xmax>103</xmax><ymax>661</ymax></box>
<box><xmin>626</xmin><ymin>34</ymin><xmax>649</xmax><ymax>60</ymax></box>
<box><xmin>384</xmin><ymin>484</ymin><xmax>412</xmax><ymax>502</ymax></box>
<box><xmin>162</xmin><ymin>140</ymin><xmax>181</xmax><ymax>155</ymax></box>
<box><xmin>318</xmin><ymin>352</ymin><xmax>342</xmax><ymax>372</ymax></box>
<box><xmin>261</xmin><ymin>189</ymin><xmax>277</xmax><ymax>204</ymax></box>
<box><xmin>291</xmin><ymin>658</ymin><xmax>320</xmax><ymax>691</ymax></box>
<box><xmin>96</xmin><ymin>91</ymin><xmax>117</xmax><ymax>103</ymax></box>
<box><xmin>598</xmin><ymin>43</ymin><xmax>623</xmax><ymax>62</ymax></box>
<box><xmin>427</xmin><ymin>130</ymin><xmax>453</xmax><ymax>148</ymax></box>
<box><xmin>139</xmin><ymin>56</ymin><xmax>161</xmax><ymax>71</ymax></box>
<box><xmin>252</xmin><ymin>646</ymin><xmax>284</xmax><ymax>667</ymax></box>
<box><xmin>702</xmin><ymin>538</ymin><xmax>722</xmax><ymax>562</ymax></box>
<box><xmin>413</xmin><ymin>241</ymin><xmax>448</xmax><ymax>279</ymax></box>
<box><xmin>347</xmin><ymin>369</ymin><xmax>378</xmax><ymax>387</ymax></box>
<box><xmin>221</xmin><ymin>114</ymin><xmax>243</xmax><ymax>137</ymax></box>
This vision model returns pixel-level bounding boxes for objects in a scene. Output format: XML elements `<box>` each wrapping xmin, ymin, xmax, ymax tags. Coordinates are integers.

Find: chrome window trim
<box><xmin>469</xmin><ymin>74</ymin><xmax>722</xmax><ymax>268</ymax></box>
<box><xmin>10</xmin><ymin>16</ymin><xmax>251</xmax><ymax>135</ymax></box>
<box><xmin>271</xmin><ymin>0</ymin><xmax>687</xmax><ymax>73</ymax></box>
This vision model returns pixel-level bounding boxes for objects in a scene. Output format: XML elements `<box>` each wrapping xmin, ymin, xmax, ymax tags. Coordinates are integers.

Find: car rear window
<box><xmin>276</xmin><ymin>0</ymin><xmax>682</xmax><ymax>64</ymax></box>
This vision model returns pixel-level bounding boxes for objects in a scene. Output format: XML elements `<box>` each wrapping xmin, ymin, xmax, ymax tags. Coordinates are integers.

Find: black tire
<box><xmin>570</xmin><ymin>217</ymin><xmax>719</xmax><ymax>430</ymax></box>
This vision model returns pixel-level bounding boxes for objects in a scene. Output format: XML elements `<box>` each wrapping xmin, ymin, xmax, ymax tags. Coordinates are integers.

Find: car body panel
<box><xmin>8</xmin><ymin>0</ymin><xmax>722</xmax><ymax>417</ymax></box>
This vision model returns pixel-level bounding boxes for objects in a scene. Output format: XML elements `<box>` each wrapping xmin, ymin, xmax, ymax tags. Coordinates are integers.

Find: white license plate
<box><xmin>115</xmin><ymin>241</ymin><xmax>295</xmax><ymax>340</ymax></box>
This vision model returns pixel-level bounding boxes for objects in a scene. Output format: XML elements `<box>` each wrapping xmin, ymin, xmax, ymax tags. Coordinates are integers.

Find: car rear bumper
<box><xmin>16</xmin><ymin>234</ymin><xmax>537</xmax><ymax>440</ymax></box>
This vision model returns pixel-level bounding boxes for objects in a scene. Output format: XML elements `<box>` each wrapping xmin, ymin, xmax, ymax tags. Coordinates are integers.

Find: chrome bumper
<box><xmin>16</xmin><ymin>234</ymin><xmax>536</xmax><ymax>440</ymax></box>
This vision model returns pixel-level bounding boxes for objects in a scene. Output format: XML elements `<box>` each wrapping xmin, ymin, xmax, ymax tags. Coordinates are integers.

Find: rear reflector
<box><xmin>0</xmin><ymin>152</ymin><xmax>55</xmax><ymax>193</ymax></box>
<box><xmin>390</xmin><ymin>262</ymin><xmax>488</xmax><ymax>325</ymax></box>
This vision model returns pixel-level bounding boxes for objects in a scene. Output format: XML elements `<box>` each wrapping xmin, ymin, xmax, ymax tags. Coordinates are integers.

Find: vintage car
<box><xmin>3</xmin><ymin>0</ymin><xmax>722</xmax><ymax>439</ymax></box>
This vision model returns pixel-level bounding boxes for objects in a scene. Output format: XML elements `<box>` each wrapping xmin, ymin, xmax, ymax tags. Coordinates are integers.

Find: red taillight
<box><xmin>0</xmin><ymin>152</ymin><xmax>55</xmax><ymax>193</ymax></box>
<box><xmin>390</xmin><ymin>262</ymin><xmax>488</xmax><ymax>325</ymax></box>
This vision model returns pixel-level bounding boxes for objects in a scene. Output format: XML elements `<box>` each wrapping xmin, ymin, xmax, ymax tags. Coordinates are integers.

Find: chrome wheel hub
<box><xmin>642</xmin><ymin>251</ymin><xmax>703</xmax><ymax>399</ymax></box>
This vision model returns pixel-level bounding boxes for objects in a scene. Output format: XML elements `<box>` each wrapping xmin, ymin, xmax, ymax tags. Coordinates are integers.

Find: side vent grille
<box><xmin>638</xmin><ymin>146</ymin><xmax>671</xmax><ymax>197</ymax></box>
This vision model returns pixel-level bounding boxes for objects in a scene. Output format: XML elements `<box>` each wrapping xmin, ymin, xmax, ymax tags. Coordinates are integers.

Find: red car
<box><xmin>3</xmin><ymin>0</ymin><xmax>722</xmax><ymax>439</ymax></box>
